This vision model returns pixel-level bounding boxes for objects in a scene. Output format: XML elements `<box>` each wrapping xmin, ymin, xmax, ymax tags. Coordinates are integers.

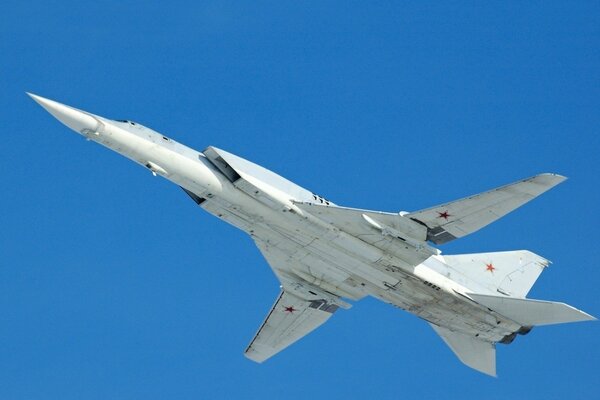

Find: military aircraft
<box><xmin>29</xmin><ymin>93</ymin><xmax>595</xmax><ymax>376</ymax></box>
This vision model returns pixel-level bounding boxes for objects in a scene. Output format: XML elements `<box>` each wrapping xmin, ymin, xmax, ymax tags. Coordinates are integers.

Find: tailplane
<box><xmin>430</xmin><ymin>294</ymin><xmax>595</xmax><ymax>376</ymax></box>
<box><xmin>467</xmin><ymin>293</ymin><xmax>596</xmax><ymax>326</ymax></box>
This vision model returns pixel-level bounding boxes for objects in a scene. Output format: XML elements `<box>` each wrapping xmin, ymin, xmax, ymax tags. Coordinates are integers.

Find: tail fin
<box><xmin>430</xmin><ymin>323</ymin><xmax>496</xmax><ymax>376</ymax></box>
<box><xmin>468</xmin><ymin>293</ymin><xmax>596</xmax><ymax>326</ymax></box>
<box><xmin>443</xmin><ymin>250</ymin><xmax>548</xmax><ymax>298</ymax></box>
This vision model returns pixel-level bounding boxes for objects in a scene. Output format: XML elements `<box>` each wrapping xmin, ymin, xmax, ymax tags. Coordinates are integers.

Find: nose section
<box><xmin>27</xmin><ymin>93</ymin><xmax>102</xmax><ymax>135</ymax></box>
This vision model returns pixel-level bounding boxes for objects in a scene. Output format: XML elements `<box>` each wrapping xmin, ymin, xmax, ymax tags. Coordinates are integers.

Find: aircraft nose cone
<box><xmin>27</xmin><ymin>93</ymin><xmax>100</xmax><ymax>135</ymax></box>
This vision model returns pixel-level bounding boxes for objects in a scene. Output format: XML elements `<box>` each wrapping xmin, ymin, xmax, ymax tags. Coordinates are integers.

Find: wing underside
<box><xmin>244</xmin><ymin>290</ymin><xmax>338</xmax><ymax>363</ymax></box>
<box><xmin>407</xmin><ymin>173</ymin><xmax>566</xmax><ymax>244</ymax></box>
<box><xmin>244</xmin><ymin>238</ymin><xmax>348</xmax><ymax>363</ymax></box>
<box><xmin>293</xmin><ymin>202</ymin><xmax>435</xmax><ymax>268</ymax></box>
<box><xmin>295</xmin><ymin>174</ymin><xmax>565</xmax><ymax>249</ymax></box>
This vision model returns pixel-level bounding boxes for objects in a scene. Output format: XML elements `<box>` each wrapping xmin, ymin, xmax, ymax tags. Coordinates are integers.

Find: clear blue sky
<box><xmin>2</xmin><ymin>1</ymin><xmax>599</xmax><ymax>399</ymax></box>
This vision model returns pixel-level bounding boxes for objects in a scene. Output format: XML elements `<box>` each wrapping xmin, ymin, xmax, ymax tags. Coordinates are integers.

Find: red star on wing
<box><xmin>437</xmin><ymin>211</ymin><xmax>451</xmax><ymax>220</ymax></box>
<box><xmin>283</xmin><ymin>306</ymin><xmax>297</xmax><ymax>314</ymax></box>
<box><xmin>485</xmin><ymin>263</ymin><xmax>495</xmax><ymax>273</ymax></box>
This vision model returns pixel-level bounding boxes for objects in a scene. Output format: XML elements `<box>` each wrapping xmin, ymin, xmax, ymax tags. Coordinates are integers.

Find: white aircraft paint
<box><xmin>29</xmin><ymin>93</ymin><xmax>595</xmax><ymax>377</ymax></box>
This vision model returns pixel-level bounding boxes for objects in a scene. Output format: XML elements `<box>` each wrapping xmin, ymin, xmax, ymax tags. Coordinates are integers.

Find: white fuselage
<box><xmin>83</xmin><ymin>119</ymin><xmax>523</xmax><ymax>344</ymax></box>
<box><xmin>31</xmin><ymin>93</ymin><xmax>596</xmax><ymax>376</ymax></box>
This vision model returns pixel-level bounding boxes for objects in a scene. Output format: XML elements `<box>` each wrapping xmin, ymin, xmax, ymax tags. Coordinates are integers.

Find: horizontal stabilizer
<box><xmin>468</xmin><ymin>293</ymin><xmax>597</xmax><ymax>326</ymax></box>
<box><xmin>407</xmin><ymin>173</ymin><xmax>566</xmax><ymax>244</ymax></box>
<box><xmin>430</xmin><ymin>323</ymin><xmax>496</xmax><ymax>376</ymax></box>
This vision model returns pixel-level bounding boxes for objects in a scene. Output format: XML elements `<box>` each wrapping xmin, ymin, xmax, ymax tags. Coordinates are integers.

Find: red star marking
<box><xmin>437</xmin><ymin>211</ymin><xmax>451</xmax><ymax>220</ymax></box>
<box><xmin>283</xmin><ymin>306</ymin><xmax>297</xmax><ymax>314</ymax></box>
<box><xmin>485</xmin><ymin>263</ymin><xmax>495</xmax><ymax>273</ymax></box>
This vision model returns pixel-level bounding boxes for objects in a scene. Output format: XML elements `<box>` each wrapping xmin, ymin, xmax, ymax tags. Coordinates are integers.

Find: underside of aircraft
<box><xmin>29</xmin><ymin>93</ymin><xmax>596</xmax><ymax>377</ymax></box>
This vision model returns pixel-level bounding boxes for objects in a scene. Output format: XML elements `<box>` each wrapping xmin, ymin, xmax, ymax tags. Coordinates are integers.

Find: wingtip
<box><xmin>538</xmin><ymin>172</ymin><xmax>568</xmax><ymax>181</ymax></box>
<box><xmin>581</xmin><ymin>311</ymin><xmax>597</xmax><ymax>322</ymax></box>
<box><xmin>480</xmin><ymin>366</ymin><xmax>497</xmax><ymax>378</ymax></box>
<box><xmin>530</xmin><ymin>173</ymin><xmax>568</xmax><ymax>188</ymax></box>
<box><xmin>243</xmin><ymin>349</ymin><xmax>266</xmax><ymax>363</ymax></box>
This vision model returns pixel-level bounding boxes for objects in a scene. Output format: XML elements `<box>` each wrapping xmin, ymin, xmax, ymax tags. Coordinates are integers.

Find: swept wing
<box><xmin>406</xmin><ymin>173</ymin><xmax>566</xmax><ymax>244</ymax></box>
<box><xmin>244</xmin><ymin>239</ymin><xmax>349</xmax><ymax>362</ymax></box>
<box><xmin>244</xmin><ymin>290</ymin><xmax>339</xmax><ymax>363</ymax></box>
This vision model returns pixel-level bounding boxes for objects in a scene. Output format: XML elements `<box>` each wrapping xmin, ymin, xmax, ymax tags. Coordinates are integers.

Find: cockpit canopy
<box><xmin>115</xmin><ymin>119</ymin><xmax>137</xmax><ymax>126</ymax></box>
<box><xmin>113</xmin><ymin>119</ymin><xmax>173</xmax><ymax>143</ymax></box>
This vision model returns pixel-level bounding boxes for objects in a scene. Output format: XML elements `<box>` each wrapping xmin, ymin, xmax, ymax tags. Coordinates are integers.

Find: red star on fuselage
<box><xmin>437</xmin><ymin>211</ymin><xmax>451</xmax><ymax>220</ymax></box>
<box><xmin>283</xmin><ymin>306</ymin><xmax>297</xmax><ymax>314</ymax></box>
<box><xmin>485</xmin><ymin>263</ymin><xmax>495</xmax><ymax>273</ymax></box>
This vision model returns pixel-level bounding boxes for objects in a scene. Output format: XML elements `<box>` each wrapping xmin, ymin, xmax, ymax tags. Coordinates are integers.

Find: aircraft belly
<box><xmin>251</xmin><ymin>226</ymin><xmax>369</xmax><ymax>300</ymax></box>
<box><xmin>372</xmin><ymin>279</ymin><xmax>521</xmax><ymax>341</ymax></box>
<box><xmin>201</xmin><ymin>199</ymin><xmax>256</xmax><ymax>232</ymax></box>
<box><xmin>202</xmin><ymin>190</ymin><xmax>522</xmax><ymax>342</ymax></box>
<box><xmin>247</xmin><ymin>212</ymin><xmax>402</xmax><ymax>291</ymax></box>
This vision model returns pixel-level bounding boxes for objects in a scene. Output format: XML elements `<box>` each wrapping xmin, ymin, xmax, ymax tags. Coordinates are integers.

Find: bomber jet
<box><xmin>29</xmin><ymin>93</ymin><xmax>595</xmax><ymax>376</ymax></box>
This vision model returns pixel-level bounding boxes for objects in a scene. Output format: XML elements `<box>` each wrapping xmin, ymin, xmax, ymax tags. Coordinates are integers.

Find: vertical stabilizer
<box><xmin>430</xmin><ymin>323</ymin><xmax>496</xmax><ymax>377</ymax></box>
<box><xmin>443</xmin><ymin>250</ymin><xmax>548</xmax><ymax>297</ymax></box>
